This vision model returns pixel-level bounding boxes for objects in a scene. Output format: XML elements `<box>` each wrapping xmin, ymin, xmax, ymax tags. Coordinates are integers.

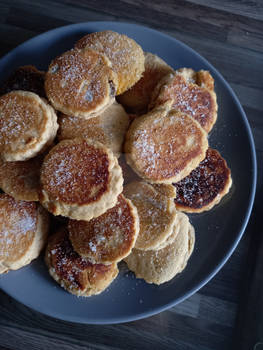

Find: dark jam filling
<box><xmin>53</xmin><ymin>232</ymin><xmax>111</xmax><ymax>290</ymax></box>
<box><xmin>174</xmin><ymin>149</ymin><xmax>229</xmax><ymax>209</ymax></box>
<box><xmin>0</xmin><ymin>66</ymin><xmax>46</xmax><ymax>97</ymax></box>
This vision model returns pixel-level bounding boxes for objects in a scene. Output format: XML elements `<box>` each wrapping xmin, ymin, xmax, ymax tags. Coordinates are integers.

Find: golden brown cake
<box><xmin>57</xmin><ymin>101</ymin><xmax>129</xmax><ymax>157</ymax></box>
<box><xmin>125</xmin><ymin>101</ymin><xmax>208</xmax><ymax>183</ymax></box>
<box><xmin>124</xmin><ymin>181</ymin><xmax>177</xmax><ymax>250</ymax></box>
<box><xmin>0</xmin><ymin>91</ymin><xmax>58</xmax><ymax>161</ymax></box>
<box><xmin>0</xmin><ymin>155</ymin><xmax>43</xmax><ymax>201</ymax></box>
<box><xmin>45</xmin><ymin>228</ymin><xmax>118</xmax><ymax>296</ymax></box>
<box><xmin>45</xmin><ymin>48</ymin><xmax>118</xmax><ymax>119</ymax></box>
<box><xmin>75</xmin><ymin>30</ymin><xmax>145</xmax><ymax>95</ymax></box>
<box><xmin>40</xmin><ymin>138</ymin><xmax>123</xmax><ymax>220</ymax></box>
<box><xmin>118</xmin><ymin>52</ymin><xmax>174</xmax><ymax>114</ymax></box>
<box><xmin>149</xmin><ymin>68</ymin><xmax>217</xmax><ymax>133</ymax></box>
<box><xmin>68</xmin><ymin>194</ymin><xmax>139</xmax><ymax>265</ymax></box>
<box><xmin>124</xmin><ymin>213</ymin><xmax>194</xmax><ymax>284</ymax></box>
<box><xmin>0</xmin><ymin>194</ymin><xmax>49</xmax><ymax>273</ymax></box>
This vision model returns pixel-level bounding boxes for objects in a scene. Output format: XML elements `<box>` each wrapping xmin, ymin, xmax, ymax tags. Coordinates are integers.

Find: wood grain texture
<box><xmin>0</xmin><ymin>286</ymin><xmax>235</xmax><ymax>350</ymax></box>
<box><xmin>0</xmin><ymin>0</ymin><xmax>262</xmax><ymax>349</ymax></box>
<box><xmin>188</xmin><ymin>0</ymin><xmax>263</xmax><ymax>21</ymax></box>
<box><xmin>232</xmin><ymin>188</ymin><xmax>263</xmax><ymax>349</ymax></box>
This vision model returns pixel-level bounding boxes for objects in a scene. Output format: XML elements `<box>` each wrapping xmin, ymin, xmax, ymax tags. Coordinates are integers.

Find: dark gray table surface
<box><xmin>0</xmin><ymin>1</ymin><xmax>262</xmax><ymax>349</ymax></box>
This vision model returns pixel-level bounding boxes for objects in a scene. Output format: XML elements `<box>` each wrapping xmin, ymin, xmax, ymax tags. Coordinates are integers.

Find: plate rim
<box><xmin>0</xmin><ymin>21</ymin><xmax>257</xmax><ymax>324</ymax></box>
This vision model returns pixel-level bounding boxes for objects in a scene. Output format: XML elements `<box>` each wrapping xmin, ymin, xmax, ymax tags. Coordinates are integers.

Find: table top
<box><xmin>0</xmin><ymin>1</ymin><xmax>262</xmax><ymax>349</ymax></box>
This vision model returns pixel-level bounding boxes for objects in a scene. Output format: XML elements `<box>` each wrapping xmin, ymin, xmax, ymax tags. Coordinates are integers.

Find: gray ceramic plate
<box><xmin>0</xmin><ymin>22</ymin><xmax>257</xmax><ymax>324</ymax></box>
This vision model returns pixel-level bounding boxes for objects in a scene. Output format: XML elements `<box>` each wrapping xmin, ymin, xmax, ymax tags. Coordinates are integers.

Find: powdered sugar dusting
<box><xmin>159</xmin><ymin>73</ymin><xmax>213</xmax><ymax>129</ymax></box>
<box><xmin>124</xmin><ymin>182</ymin><xmax>176</xmax><ymax>249</ymax></box>
<box><xmin>42</xmin><ymin>141</ymin><xmax>109</xmax><ymax>205</ymax></box>
<box><xmin>68</xmin><ymin>195</ymin><xmax>136</xmax><ymax>263</ymax></box>
<box><xmin>0</xmin><ymin>195</ymin><xmax>37</xmax><ymax>259</ymax></box>
<box><xmin>46</xmin><ymin>49</ymin><xmax>115</xmax><ymax>113</ymax></box>
<box><xmin>49</xmin><ymin>231</ymin><xmax>114</xmax><ymax>291</ymax></box>
<box><xmin>174</xmin><ymin>148</ymin><xmax>231</xmax><ymax>209</ymax></box>
<box><xmin>132</xmin><ymin>112</ymin><xmax>202</xmax><ymax>180</ymax></box>
<box><xmin>89</xmin><ymin>241</ymin><xmax>97</xmax><ymax>252</ymax></box>
<box><xmin>0</xmin><ymin>93</ymin><xmax>42</xmax><ymax>149</ymax></box>
<box><xmin>76</xmin><ymin>31</ymin><xmax>140</xmax><ymax>74</ymax></box>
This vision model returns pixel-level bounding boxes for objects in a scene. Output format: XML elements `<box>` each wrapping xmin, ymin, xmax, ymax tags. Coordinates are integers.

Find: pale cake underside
<box><xmin>124</xmin><ymin>210</ymin><xmax>194</xmax><ymax>285</ymax></box>
<box><xmin>124</xmin><ymin>181</ymin><xmax>177</xmax><ymax>251</ymax></box>
<box><xmin>57</xmin><ymin>101</ymin><xmax>129</xmax><ymax>158</ymax></box>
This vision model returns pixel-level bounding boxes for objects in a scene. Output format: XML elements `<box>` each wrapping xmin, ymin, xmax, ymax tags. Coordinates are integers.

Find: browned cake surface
<box><xmin>68</xmin><ymin>194</ymin><xmax>139</xmax><ymax>264</ymax></box>
<box><xmin>45</xmin><ymin>48</ymin><xmax>117</xmax><ymax>117</ymax></box>
<box><xmin>46</xmin><ymin>228</ymin><xmax>118</xmax><ymax>295</ymax></box>
<box><xmin>174</xmin><ymin>148</ymin><xmax>232</xmax><ymax>212</ymax></box>
<box><xmin>58</xmin><ymin>113</ymin><xmax>107</xmax><ymax>144</ymax></box>
<box><xmin>0</xmin><ymin>156</ymin><xmax>42</xmax><ymax>201</ymax></box>
<box><xmin>125</xmin><ymin>103</ymin><xmax>208</xmax><ymax>183</ymax></box>
<box><xmin>57</xmin><ymin>101</ymin><xmax>129</xmax><ymax>157</ymax></box>
<box><xmin>0</xmin><ymin>194</ymin><xmax>37</xmax><ymax>263</ymax></box>
<box><xmin>0</xmin><ymin>91</ymin><xmax>46</xmax><ymax>152</ymax></box>
<box><xmin>75</xmin><ymin>30</ymin><xmax>145</xmax><ymax>95</ymax></box>
<box><xmin>150</xmin><ymin>70</ymin><xmax>217</xmax><ymax>133</ymax></box>
<box><xmin>117</xmin><ymin>52</ymin><xmax>174</xmax><ymax>114</ymax></box>
<box><xmin>0</xmin><ymin>90</ymin><xmax>58</xmax><ymax>162</ymax></box>
<box><xmin>0</xmin><ymin>65</ymin><xmax>46</xmax><ymax>97</ymax></box>
<box><xmin>40</xmin><ymin>139</ymin><xmax>110</xmax><ymax>206</ymax></box>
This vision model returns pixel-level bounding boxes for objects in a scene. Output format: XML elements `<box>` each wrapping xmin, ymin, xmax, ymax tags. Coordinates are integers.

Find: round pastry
<box><xmin>39</xmin><ymin>138</ymin><xmax>123</xmax><ymax>220</ymax></box>
<box><xmin>0</xmin><ymin>91</ymin><xmax>58</xmax><ymax>161</ymax></box>
<box><xmin>195</xmin><ymin>69</ymin><xmax>215</xmax><ymax>92</ymax></box>
<box><xmin>0</xmin><ymin>65</ymin><xmax>46</xmax><ymax>97</ymax></box>
<box><xmin>0</xmin><ymin>155</ymin><xmax>43</xmax><ymax>201</ymax></box>
<box><xmin>0</xmin><ymin>193</ymin><xmax>49</xmax><ymax>274</ymax></box>
<box><xmin>125</xmin><ymin>101</ymin><xmax>208</xmax><ymax>183</ymax></box>
<box><xmin>117</xmin><ymin>52</ymin><xmax>174</xmax><ymax>114</ymax></box>
<box><xmin>45</xmin><ymin>48</ymin><xmax>118</xmax><ymax>119</ymax></box>
<box><xmin>57</xmin><ymin>101</ymin><xmax>129</xmax><ymax>158</ymax></box>
<box><xmin>124</xmin><ymin>213</ymin><xmax>194</xmax><ymax>285</ymax></box>
<box><xmin>68</xmin><ymin>194</ymin><xmax>139</xmax><ymax>265</ymax></box>
<box><xmin>45</xmin><ymin>228</ymin><xmax>118</xmax><ymax>297</ymax></box>
<box><xmin>152</xmin><ymin>183</ymin><xmax>177</xmax><ymax>199</ymax></box>
<box><xmin>123</xmin><ymin>181</ymin><xmax>177</xmax><ymax>251</ymax></box>
<box><xmin>156</xmin><ymin>211</ymin><xmax>190</xmax><ymax>250</ymax></box>
<box><xmin>149</xmin><ymin>68</ymin><xmax>218</xmax><ymax>133</ymax></box>
<box><xmin>75</xmin><ymin>30</ymin><xmax>145</xmax><ymax>95</ymax></box>
<box><xmin>174</xmin><ymin>148</ymin><xmax>232</xmax><ymax>213</ymax></box>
